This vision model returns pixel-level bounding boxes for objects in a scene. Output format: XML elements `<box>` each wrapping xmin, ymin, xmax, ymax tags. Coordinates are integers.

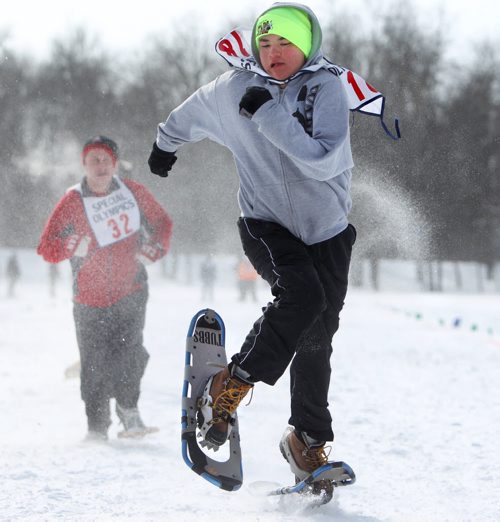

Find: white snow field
<box><xmin>1</xmin><ymin>250</ymin><xmax>499</xmax><ymax>521</ymax></box>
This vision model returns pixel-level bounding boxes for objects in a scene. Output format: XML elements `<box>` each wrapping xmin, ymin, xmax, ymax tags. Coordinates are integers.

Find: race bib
<box><xmin>75</xmin><ymin>177</ymin><xmax>141</xmax><ymax>247</ymax></box>
<box><xmin>216</xmin><ymin>28</ymin><xmax>400</xmax><ymax>139</ymax></box>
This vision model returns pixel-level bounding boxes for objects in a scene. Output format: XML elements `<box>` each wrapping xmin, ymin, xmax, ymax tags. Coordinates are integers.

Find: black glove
<box><xmin>148</xmin><ymin>142</ymin><xmax>177</xmax><ymax>178</ymax></box>
<box><xmin>239</xmin><ymin>87</ymin><xmax>273</xmax><ymax>119</ymax></box>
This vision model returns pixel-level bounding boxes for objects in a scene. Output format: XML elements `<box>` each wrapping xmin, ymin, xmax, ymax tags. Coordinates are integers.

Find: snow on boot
<box><xmin>197</xmin><ymin>366</ymin><xmax>253</xmax><ymax>448</ymax></box>
<box><xmin>279</xmin><ymin>426</ymin><xmax>334</xmax><ymax>504</ymax></box>
<box><xmin>116</xmin><ymin>403</ymin><xmax>159</xmax><ymax>439</ymax></box>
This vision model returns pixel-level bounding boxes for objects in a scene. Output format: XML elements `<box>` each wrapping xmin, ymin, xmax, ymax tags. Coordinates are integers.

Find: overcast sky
<box><xmin>1</xmin><ymin>0</ymin><xmax>499</xmax><ymax>62</ymax></box>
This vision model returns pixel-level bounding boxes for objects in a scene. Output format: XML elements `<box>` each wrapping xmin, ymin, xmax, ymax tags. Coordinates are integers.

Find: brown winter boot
<box><xmin>197</xmin><ymin>366</ymin><xmax>253</xmax><ymax>447</ymax></box>
<box><xmin>280</xmin><ymin>427</ymin><xmax>334</xmax><ymax>503</ymax></box>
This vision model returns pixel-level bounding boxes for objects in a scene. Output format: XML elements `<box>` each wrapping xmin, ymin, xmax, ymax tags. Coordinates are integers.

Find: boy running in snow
<box><xmin>148</xmin><ymin>3</ymin><xmax>356</xmax><ymax>499</ymax></box>
<box><xmin>38</xmin><ymin>136</ymin><xmax>173</xmax><ymax>441</ymax></box>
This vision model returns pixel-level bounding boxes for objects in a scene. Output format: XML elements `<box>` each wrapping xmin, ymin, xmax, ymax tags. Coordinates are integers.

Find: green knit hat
<box><xmin>255</xmin><ymin>7</ymin><xmax>312</xmax><ymax>58</ymax></box>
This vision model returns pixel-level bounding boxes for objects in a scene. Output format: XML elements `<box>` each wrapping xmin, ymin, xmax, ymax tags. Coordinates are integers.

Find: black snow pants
<box><xmin>233</xmin><ymin>218</ymin><xmax>356</xmax><ymax>441</ymax></box>
<box><xmin>73</xmin><ymin>288</ymin><xmax>149</xmax><ymax>432</ymax></box>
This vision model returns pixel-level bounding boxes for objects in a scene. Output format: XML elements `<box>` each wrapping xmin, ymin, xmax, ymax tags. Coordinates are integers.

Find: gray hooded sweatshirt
<box><xmin>157</xmin><ymin>2</ymin><xmax>354</xmax><ymax>245</ymax></box>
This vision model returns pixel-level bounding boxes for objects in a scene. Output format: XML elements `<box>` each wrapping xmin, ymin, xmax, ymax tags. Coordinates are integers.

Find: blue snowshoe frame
<box><xmin>181</xmin><ymin>308</ymin><xmax>243</xmax><ymax>492</ymax></box>
<box><xmin>269</xmin><ymin>461</ymin><xmax>356</xmax><ymax>496</ymax></box>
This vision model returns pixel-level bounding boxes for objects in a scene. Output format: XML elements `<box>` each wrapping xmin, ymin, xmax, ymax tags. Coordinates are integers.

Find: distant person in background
<box><xmin>236</xmin><ymin>256</ymin><xmax>258</xmax><ymax>302</ymax></box>
<box><xmin>38</xmin><ymin>135</ymin><xmax>173</xmax><ymax>441</ymax></box>
<box><xmin>200</xmin><ymin>254</ymin><xmax>217</xmax><ymax>301</ymax></box>
<box><xmin>6</xmin><ymin>251</ymin><xmax>20</xmax><ymax>298</ymax></box>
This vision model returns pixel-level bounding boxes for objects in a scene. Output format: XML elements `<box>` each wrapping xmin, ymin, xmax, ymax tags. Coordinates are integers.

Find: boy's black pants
<box><xmin>233</xmin><ymin>218</ymin><xmax>356</xmax><ymax>441</ymax></box>
<box><xmin>73</xmin><ymin>288</ymin><xmax>149</xmax><ymax>432</ymax></box>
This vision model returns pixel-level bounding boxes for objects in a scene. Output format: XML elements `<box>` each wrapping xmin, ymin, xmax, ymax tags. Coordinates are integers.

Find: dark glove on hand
<box><xmin>239</xmin><ymin>87</ymin><xmax>273</xmax><ymax>119</ymax></box>
<box><xmin>148</xmin><ymin>142</ymin><xmax>177</xmax><ymax>178</ymax></box>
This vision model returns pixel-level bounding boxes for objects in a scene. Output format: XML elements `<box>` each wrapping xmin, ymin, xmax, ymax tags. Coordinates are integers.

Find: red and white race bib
<box><xmin>216</xmin><ymin>28</ymin><xmax>399</xmax><ymax>139</ymax></box>
<box><xmin>74</xmin><ymin>177</ymin><xmax>141</xmax><ymax>247</ymax></box>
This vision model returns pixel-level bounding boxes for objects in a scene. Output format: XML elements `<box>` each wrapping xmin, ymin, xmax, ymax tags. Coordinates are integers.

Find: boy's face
<box><xmin>258</xmin><ymin>34</ymin><xmax>306</xmax><ymax>81</ymax></box>
<box><xmin>83</xmin><ymin>148</ymin><xmax>118</xmax><ymax>193</ymax></box>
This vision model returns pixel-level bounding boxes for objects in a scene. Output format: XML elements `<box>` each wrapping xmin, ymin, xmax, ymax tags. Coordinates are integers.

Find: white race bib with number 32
<box><xmin>77</xmin><ymin>177</ymin><xmax>141</xmax><ymax>247</ymax></box>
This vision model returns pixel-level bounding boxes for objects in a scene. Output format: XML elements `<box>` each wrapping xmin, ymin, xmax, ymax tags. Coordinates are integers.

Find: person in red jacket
<box><xmin>38</xmin><ymin>136</ymin><xmax>173</xmax><ymax>441</ymax></box>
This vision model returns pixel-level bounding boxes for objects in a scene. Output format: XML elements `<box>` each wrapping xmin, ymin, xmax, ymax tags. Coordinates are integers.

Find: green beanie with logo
<box><xmin>254</xmin><ymin>6</ymin><xmax>312</xmax><ymax>58</ymax></box>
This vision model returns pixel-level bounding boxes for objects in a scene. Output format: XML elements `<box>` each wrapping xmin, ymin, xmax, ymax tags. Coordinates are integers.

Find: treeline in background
<box><xmin>0</xmin><ymin>1</ymin><xmax>499</xmax><ymax>291</ymax></box>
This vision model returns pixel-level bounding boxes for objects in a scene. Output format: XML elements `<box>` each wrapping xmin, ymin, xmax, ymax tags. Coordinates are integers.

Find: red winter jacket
<box><xmin>37</xmin><ymin>177</ymin><xmax>173</xmax><ymax>307</ymax></box>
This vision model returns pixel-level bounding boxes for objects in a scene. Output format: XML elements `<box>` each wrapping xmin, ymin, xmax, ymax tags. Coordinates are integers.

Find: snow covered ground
<box><xmin>1</xmin><ymin>251</ymin><xmax>499</xmax><ymax>521</ymax></box>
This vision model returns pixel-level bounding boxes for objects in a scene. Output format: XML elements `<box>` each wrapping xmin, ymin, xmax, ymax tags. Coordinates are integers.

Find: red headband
<box><xmin>81</xmin><ymin>143</ymin><xmax>118</xmax><ymax>164</ymax></box>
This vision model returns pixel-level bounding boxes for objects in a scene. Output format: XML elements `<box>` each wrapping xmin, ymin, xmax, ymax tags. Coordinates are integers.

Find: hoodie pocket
<box><xmin>288</xmin><ymin>178</ymin><xmax>351</xmax><ymax>240</ymax></box>
<box><xmin>252</xmin><ymin>183</ymin><xmax>292</xmax><ymax>225</ymax></box>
